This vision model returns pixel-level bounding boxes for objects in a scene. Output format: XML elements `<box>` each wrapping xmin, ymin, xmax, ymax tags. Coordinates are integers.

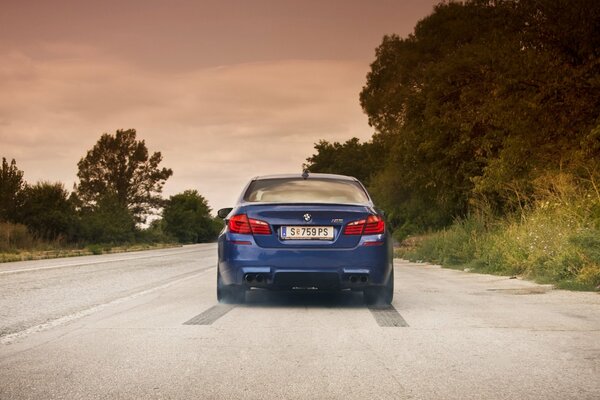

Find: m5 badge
<box><xmin>331</xmin><ymin>218</ymin><xmax>344</xmax><ymax>223</ymax></box>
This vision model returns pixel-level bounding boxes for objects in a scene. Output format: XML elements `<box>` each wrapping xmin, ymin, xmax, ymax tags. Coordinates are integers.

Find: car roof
<box><xmin>252</xmin><ymin>173</ymin><xmax>358</xmax><ymax>181</ymax></box>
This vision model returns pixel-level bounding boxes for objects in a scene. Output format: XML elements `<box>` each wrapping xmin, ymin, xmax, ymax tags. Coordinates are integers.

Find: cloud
<box><xmin>0</xmin><ymin>45</ymin><xmax>372</xmax><ymax>210</ymax></box>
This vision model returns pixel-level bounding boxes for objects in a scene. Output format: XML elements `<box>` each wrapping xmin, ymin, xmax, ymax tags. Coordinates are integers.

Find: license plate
<box><xmin>280</xmin><ymin>226</ymin><xmax>334</xmax><ymax>240</ymax></box>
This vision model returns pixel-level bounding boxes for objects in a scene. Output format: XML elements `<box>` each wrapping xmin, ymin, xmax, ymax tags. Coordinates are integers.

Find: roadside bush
<box><xmin>135</xmin><ymin>219</ymin><xmax>174</xmax><ymax>244</ymax></box>
<box><xmin>21</xmin><ymin>181</ymin><xmax>78</xmax><ymax>241</ymax></box>
<box><xmin>78</xmin><ymin>194</ymin><xmax>136</xmax><ymax>244</ymax></box>
<box><xmin>402</xmin><ymin>174</ymin><xmax>600</xmax><ymax>290</ymax></box>
<box><xmin>0</xmin><ymin>222</ymin><xmax>35</xmax><ymax>251</ymax></box>
<box><xmin>87</xmin><ymin>244</ymin><xmax>103</xmax><ymax>255</ymax></box>
<box><xmin>401</xmin><ymin>216</ymin><xmax>485</xmax><ymax>266</ymax></box>
<box><xmin>569</xmin><ymin>230</ymin><xmax>600</xmax><ymax>288</ymax></box>
<box><xmin>162</xmin><ymin>190</ymin><xmax>221</xmax><ymax>243</ymax></box>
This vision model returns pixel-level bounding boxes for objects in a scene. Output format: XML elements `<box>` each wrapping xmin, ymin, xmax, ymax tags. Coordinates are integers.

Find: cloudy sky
<box><xmin>1</xmin><ymin>0</ymin><xmax>438</xmax><ymax>211</ymax></box>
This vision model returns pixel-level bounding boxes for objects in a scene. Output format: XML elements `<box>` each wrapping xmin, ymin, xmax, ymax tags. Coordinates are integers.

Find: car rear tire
<box><xmin>364</xmin><ymin>268</ymin><xmax>394</xmax><ymax>305</ymax></box>
<box><xmin>217</xmin><ymin>269</ymin><xmax>246</xmax><ymax>304</ymax></box>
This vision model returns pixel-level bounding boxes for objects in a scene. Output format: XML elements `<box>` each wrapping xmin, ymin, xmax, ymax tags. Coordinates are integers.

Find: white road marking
<box><xmin>0</xmin><ymin>267</ymin><xmax>216</xmax><ymax>344</ymax></box>
<box><xmin>0</xmin><ymin>248</ymin><xmax>211</xmax><ymax>275</ymax></box>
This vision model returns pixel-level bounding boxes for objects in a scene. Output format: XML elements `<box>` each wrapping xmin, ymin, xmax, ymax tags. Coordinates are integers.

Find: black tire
<box><xmin>217</xmin><ymin>269</ymin><xmax>245</xmax><ymax>304</ymax></box>
<box><xmin>364</xmin><ymin>268</ymin><xmax>394</xmax><ymax>305</ymax></box>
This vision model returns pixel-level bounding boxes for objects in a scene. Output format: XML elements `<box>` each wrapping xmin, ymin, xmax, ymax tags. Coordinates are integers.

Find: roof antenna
<box><xmin>302</xmin><ymin>169</ymin><xmax>309</xmax><ymax>180</ymax></box>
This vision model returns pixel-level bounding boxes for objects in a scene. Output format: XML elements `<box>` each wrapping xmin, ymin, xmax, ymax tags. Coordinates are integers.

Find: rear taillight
<box><xmin>363</xmin><ymin>215</ymin><xmax>385</xmax><ymax>234</ymax></box>
<box><xmin>343</xmin><ymin>219</ymin><xmax>366</xmax><ymax>235</ymax></box>
<box><xmin>249</xmin><ymin>218</ymin><xmax>271</xmax><ymax>234</ymax></box>
<box><xmin>228</xmin><ymin>214</ymin><xmax>271</xmax><ymax>235</ymax></box>
<box><xmin>343</xmin><ymin>215</ymin><xmax>385</xmax><ymax>235</ymax></box>
<box><xmin>229</xmin><ymin>214</ymin><xmax>252</xmax><ymax>234</ymax></box>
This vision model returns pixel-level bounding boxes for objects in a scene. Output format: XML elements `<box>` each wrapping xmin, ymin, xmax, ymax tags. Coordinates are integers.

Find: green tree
<box><xmin>162</xmin><ymin>190</ymin><xmax>221</xmax><ymax>243</ymax></box>
<box><xmin>78</xmin><ymin>192</ymin><xmax>136</xmax><ymax>244</ymax></box>
<box><xmin>304</xmin><ymin>137</ymin><xmax>383</xmax><ymax>185</ymax></box>
<box><xmin>76</xmin><ymin>129</ymin><xmax>173</xmax><ymax>224</ymax></box>
<box><xmin>355</xmin><ymin>0</ymin><xmax>600</xmax><ymax>232</ymax></box>
<box><xmin>360</xmin><ymin>2</ymin><xmax>518</xmax><ymax>225</ymax></box>
<box><xmin>21</xmin><ymin>182</ymin><xmax>78</xmax><ymax>240</ymax></box>
<box><xmin>136</xmin><ymin>219</ymin><xmax>171</xmax><ymax>244</ymax></box>
<box><xmin>0</xmin><ymin>158</ymin><xmax>26</xmax><ymax>222</ymax></box>
<box><xmin>303</xmin><ymin>0</ymin><xmax>600</xmax><ymax>235</ymax></box>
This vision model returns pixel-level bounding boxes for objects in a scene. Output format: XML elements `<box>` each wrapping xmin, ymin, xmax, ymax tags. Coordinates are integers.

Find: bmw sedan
<box><xmin>216</xmin><ymin>172</ymin><xmax>393</xmax><ymax>305</ymax></box>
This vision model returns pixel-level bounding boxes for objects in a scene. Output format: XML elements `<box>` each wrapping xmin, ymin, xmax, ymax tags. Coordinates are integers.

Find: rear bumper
<box><xmin>217</xmin><ymin>234</ymin><xmax>393</xmax><ymax>290</ymax></box>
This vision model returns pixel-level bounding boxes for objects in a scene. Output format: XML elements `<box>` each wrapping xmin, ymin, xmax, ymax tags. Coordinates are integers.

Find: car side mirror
<box><xmin>217</xmin><ymin>207</ymin><xmax>233</xmax><ymax>219</ymax></box>
<box><xmin>375</xmin><ymin>208</ymin><xmax>385</xmax><ymax>217</ymax></box>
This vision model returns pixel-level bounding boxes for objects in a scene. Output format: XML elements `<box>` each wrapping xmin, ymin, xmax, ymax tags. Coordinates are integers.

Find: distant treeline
<box><xmin>306</xmin><ymin>0</ymin><xmax>600</xmax><ymax>237</ymax></box>
<box><xmin>1</xmin><ymin>129</ymin><xmax>222</xmax><ymax>251</ymax></box>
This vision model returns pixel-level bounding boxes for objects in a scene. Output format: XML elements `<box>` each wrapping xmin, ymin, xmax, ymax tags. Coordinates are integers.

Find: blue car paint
<box><xmin>217</xmin><ymin>174</ymin><xmax>393</xmax><ymax>291</ymax></box>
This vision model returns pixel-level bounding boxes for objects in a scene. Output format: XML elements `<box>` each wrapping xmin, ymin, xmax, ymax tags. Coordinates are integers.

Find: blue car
<box><xmin>216</xmin><ymin>172</ymin><xmax>393</xmax><ymax>305</ymax></box>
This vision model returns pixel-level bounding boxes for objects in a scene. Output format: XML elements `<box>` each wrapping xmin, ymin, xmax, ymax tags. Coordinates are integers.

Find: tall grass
<box><xmin>0</xmin><ymin>222</ymin><xmax>76</xmax><ymax>262</ymax></box>
<box><xmin>0</xmin><ymin>221</ymin><xmax>178</xmax><ymax>262</ymax></box>
<box><xmin>0</xmin><ymin>222</ymin><xmax>38</xmax><ymax>252</ymax></box>
<box><xmin>399</xmin><ymin>173</ymin><xmax>600</xmax><ymax>290</ymax></box>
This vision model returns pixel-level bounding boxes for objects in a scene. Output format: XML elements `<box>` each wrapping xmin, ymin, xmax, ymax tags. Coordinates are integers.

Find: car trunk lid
<box><xmin>242</xmin><ymin>203</ymin><xmax>372</xmax><ymax>249</ymax></box>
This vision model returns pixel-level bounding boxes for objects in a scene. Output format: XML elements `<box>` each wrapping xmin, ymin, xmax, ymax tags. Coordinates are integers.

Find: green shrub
<box><xmin>87</xmin><ymin>244</ymin><xmax>103</xmax><ymax>255</ymax></box>
<box><xmin>78</xmin><ymin>194</ymin><xmax>136</xmax><ymax>244</ymax></box>
<box><xmin>135</xmin><ymin>220</ymin><xmax>173</xmax><ymax>244</ymax></box>
<box><xmin>162</xmin><ymin>190</ymin><xmax>222</xmax><ymax>243</ymax></box>
<box><xmin>402</xmin><ymin>175</ymin><xmax>600</xmax><ymax>290</ymax></box>
<box><xmin>402</xmin><ymin>216</ymin><xmax>485</xmax><ymax>266</ymax></box>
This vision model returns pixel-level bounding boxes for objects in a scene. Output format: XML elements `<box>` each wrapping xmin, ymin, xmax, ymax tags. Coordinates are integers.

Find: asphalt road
<box><xmin>1</xmin><ymin>244</ymin><xmax>599</xmax><ymax>399</ymax></box>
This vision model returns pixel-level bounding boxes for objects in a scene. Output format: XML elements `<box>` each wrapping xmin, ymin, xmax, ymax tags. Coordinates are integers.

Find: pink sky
<box><xmin>0</xmin><ymin>0</ymin><xmax>439</xmax><ymax>211</ymax></box>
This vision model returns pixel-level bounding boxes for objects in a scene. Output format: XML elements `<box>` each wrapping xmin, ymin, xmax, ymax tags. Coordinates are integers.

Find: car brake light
<box><xmin>363</xmin><ymin>215</ymin><xmax>385</xmax><ymax>234</ymax></box>
<box><xmin>249</xmin><ymin>218</ymin><xmax>271</xmax><ymax>235</ymax></box>
<box><xmin>343</xmin><ymin>219</ymin><xmax>365</xmax><ymax>235</ymax></box>
<box><xmin>343</xmin><ymin>215</ymin><xmax>384</xmax><ymax>235</ymax></box>
<box><xmin>229</xmin><ymin>214</ymin><xmax>252</xmax><ymax>234</ymax></box>
<box><xmin>228</xmin><ymin>214</ymin><xmax>272</xmax><ymax>235</ymax></box>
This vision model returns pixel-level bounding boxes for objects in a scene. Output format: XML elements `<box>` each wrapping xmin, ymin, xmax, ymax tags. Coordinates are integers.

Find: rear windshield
<box><xmin>243</xmin><ymin>178</ymin><xmax>370</xmax><ymax>204</ymax></box>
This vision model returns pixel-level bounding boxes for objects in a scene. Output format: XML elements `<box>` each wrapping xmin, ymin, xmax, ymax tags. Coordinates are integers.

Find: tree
<box><xmin>0</xmin><ymin>158</ymin><xmax>26</xmax><ymax>222</ymax></box>
<box><xmin>21</xmin><ymin>182</ymin><xmax>78</xmax><ymax>240</ymax></box>
<box><xmin>78</xmin><ymin>192</ymin><xmax>136</xmax><ymax>244</ymax></box>
<box><xmin>137</xmin><ymin>219</ymin><xmax>170</xmax><ymax>243</ymax></box>
<box><xmin>355</xmin><ymin>3</ymin><xmax>504</xmax><ymax>229</ymax></box>
<box><xmin>162</xmin><ymin>190</ymin><xmax>222</xmax><ymax>243</ymax></box>
<box><xmin>75</xmin><ymin>129</ymin><xmax>173</xmax><ymax>223</ymax></box>
<box><xmin>304</xmin><ymin>137</ymin><xmax>383</xmax><ymax>185</ymax></box>
<box><xmin>301</xmin><ymin>0</ymin><xmax>600</xmax><ymax>234</ymax></box>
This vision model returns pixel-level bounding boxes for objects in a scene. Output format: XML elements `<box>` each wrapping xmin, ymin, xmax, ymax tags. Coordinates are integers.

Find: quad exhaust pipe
<box><xmin>245</xmin><ymin>273</ymin><xmax>268</xmax><ymax>284</ymax></box>
<box><xmin>348</xmin><ymin>275</ymin><xmax>369</xmax><ymax>284</ymax></box>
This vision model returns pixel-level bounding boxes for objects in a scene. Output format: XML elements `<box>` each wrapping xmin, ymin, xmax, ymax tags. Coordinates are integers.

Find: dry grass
<box><xmin>0</xmin><ymin>222</ymin><xmax>180</xmax><ymax>263</ymax></box>
<box><xmin>397</xmin><ymin>173</ymin><xmax>600</xmax><ymax>291</ymax></box>
<box><xmin>0</xmin><ymin>243</ymin><xmax>181</xmax><ymax>263</ymax></box>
